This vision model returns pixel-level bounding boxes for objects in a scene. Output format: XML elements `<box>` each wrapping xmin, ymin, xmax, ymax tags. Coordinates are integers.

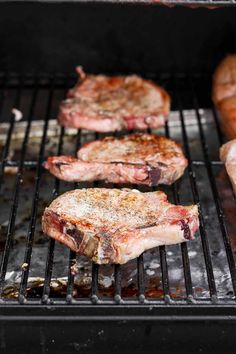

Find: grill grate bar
<box><xmin>18</xmin><ymin>77</ymin><xmax>55</xmax><ymax>301</ymax></box>
<box><xmin>165</xmin><ymin>114</ymin><xmax>194</xmax><ymax>299</ymax></box>
<box><xmin>148</xmin><ymin>122</ymin><xmax>170</xmax><ymax>301</ymax></box>
<box><xmin>8</xmin><ymin>80</ymin><xmax>39</xmax><ymax>301</ymax></box>
<box><xmin>135</xmin><ymin>185</ymin><xmax>145</xmax><ymax>301</ymax></box>
<box><xmin>66</xmin><ymin>256</ymin><xmax>76</xmax><ymax>303</ymax></box>
<box><xmin>167</xmin><ymin>108</ymin><xmax>194</xmax><ymax>299</ymax></box>
<box><xmin>114</xmin><ymin>265</ymin><xmax>122</xmax><ymax>303</ymax></box>
<box><xmin>66</xmin><ymin>230</ymin><xmax>78</xmax><ymax>300</ymax></box>
<box><xmin>173</xmin><ymin>181</ymin><xmax>194</xmax><ymax>298</ymax></box>
<box><xmin>175</xmin><ymin>77</ymin><xmax>217</xmax><ymax>299</ymax></box>
<box><xmin>42</xmin><ymin>238</ymin><xmax>55</xmax><ymax>304</ymax></box>
<box><xmin>0</xmin><ymin>78</ymin><xmax>25</xmax><ymax>294</ymax></box>
<box><xmin>181</xmin><ymin>242</ymin><xmax>193</xmax><ymax>298</ymax></box>
<box><xmin>191</xmin><ymin>80</ymin><xmax>236</xmax><ymax>296</ymax></box>
<box><xmin>42</xmin><ymin>127</ymin><xmax>65</xmax><ymax>304</ymax></box>
<box><xmin>159</xmin><ymin>246</ymin><xmax>170</xmax><ymax>300</ymax></box>
<box><xmin>154</xmin><ymin>121</ymin><xmax>170</xmax><ymax>301</ymax></box>
<box><xmin>43</xmin><ymin>78</ymin><xmax>68</xmax><ymax>303</ymax></box>
<box><xmin>66</xmin><ymin>130</ymin><xmax>82</xmax><ymax>303</ymax></box>
<box><xmin>0</xmin><ymin>74</ymin><xmax>20</xmax><ymax>192</ymax></box>
<box><xmin>137</xmin><ymin>255</ymin><xmax>145</xmax><ymax>302</ymax></box>
<box><xmin>91</xmin><ymin>263</ymin><xmax>99</xmax><ymax>303</ymax></box>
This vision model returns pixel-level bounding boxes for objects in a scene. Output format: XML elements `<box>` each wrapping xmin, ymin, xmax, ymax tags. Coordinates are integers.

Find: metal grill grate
<box><xmin>0</xmin><ymin>72</ymin><xmax>236</xmax><ymax>310</ymax></box>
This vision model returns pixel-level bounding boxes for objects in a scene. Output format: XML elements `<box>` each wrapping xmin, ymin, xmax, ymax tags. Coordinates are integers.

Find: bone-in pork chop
<box><xmin>58</xmin><ymin>67</ymin><xmax>170</xmax><ymax>132</ymax></box>
<box><xmin>42</xmin><ymin>188</ymin><xmax>199</xmax><ymax>264</ymax></box>
<box><xmin>45</xmin><ymin>134</ymin><xmax>187</xmax><ymax>186</ymax></box>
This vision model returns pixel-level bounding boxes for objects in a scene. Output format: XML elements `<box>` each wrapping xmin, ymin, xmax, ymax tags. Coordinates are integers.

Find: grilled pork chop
<box><xmin>58</xmin><ymin>67</ymin><xmax>170</xmax><ymax>132</ymax></box>
<box><xmin>213</xmin><ymin>55</ymin><xmax>236</xmax><ymax>139</ymax></box>
<box><xmin>220</xmin><ymin>139</ymin><xmax>236</xmax><ymax>192</ymax></box>
<box><xmin>45</xmin><ymin>134</ymin><xmax>187</xmax><ymax>186</ymax></box>
<box><xmin>42</xmin><ymin>188</ymin><xmax>199</xmax><ymax>264</ymax></box>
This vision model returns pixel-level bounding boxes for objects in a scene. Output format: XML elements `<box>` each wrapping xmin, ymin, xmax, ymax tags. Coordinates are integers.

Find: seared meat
<box><xmin>42</xmin><ymin>188</ymin><xmax>199</xmax><ymax>264</ymax></box>
<box><xmin>220</xmin><ymin>139</ymin><xmax>236</xmax><ymax>192</ymax></box>
<box><xmin>45</xmin><ymin>134</ymin><xmax>187</xmax><ymax>186</ymax></box>
<box><xmin>213</xmin><ymin>55</ymin><xmax>236</xmax><ymax>139</ymax></box>
<box><xmin>58</xmin><ymin>67</ymin><xmax>170</xmax><ymax>132</ymax></box>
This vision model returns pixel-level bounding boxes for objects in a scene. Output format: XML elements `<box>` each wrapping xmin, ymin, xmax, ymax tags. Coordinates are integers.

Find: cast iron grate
<box><xmin>0</xmin><ymin>72</ymin><xmax>235</xmax><ymax>308</ymax></box>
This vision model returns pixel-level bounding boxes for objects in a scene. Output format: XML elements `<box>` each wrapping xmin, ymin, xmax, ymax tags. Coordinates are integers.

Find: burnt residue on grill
<box><xmin>2</xmin><ymin>278</ymin><xmax>186</xmax><ymax>300</ymax></box>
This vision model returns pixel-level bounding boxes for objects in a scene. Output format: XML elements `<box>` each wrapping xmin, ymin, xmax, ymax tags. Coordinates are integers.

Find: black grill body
<box><xmin>1</xmin><ymin>3</ymin><xmax>236</xmax><ymax>74</ymax></box>
<box><xmin>1</xmin><ymin>3</ymin><xmax>236</xmax><ymax>353</ymax></box>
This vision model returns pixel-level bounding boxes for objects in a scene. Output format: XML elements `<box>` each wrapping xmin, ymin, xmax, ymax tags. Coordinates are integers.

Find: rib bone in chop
<box><xmin>45</xmin><ymin>134</ymin><xmax>187</xmax><ymax>186</ymax></box>
<box><xmin>58</xmin><ymin>67</ymin><xmax>170</xmax><ymax>132</ymax></box>
<box><xmin>42</xmin><ymin>188</ymin><xmax>199</xmax><ymax>264</ymax></box>
<box><xmin>220</xmin><ymin>139</ymin><xmax>236</xmax><ymax>192</ymax></box>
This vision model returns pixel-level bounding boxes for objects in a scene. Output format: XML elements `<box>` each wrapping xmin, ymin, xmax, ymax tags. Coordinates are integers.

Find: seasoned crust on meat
<box><xmin>58</xmin><ymin>67</ymin><xmax>170</xmax><ymax>132</ymax></box>
<box><xmin>44</xmin><ymin>134</ymin><xmax>187</xmax><ymax>186</ymax></box>
<box><xmin>78</xmin><ymin>134</ymin><xmax>185</xmax><ymax>164</ymax></box>
<box><xmin>42</xmin><ymin>188</ymin><xmax>199</xmax><ymax>264</ymax></box>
